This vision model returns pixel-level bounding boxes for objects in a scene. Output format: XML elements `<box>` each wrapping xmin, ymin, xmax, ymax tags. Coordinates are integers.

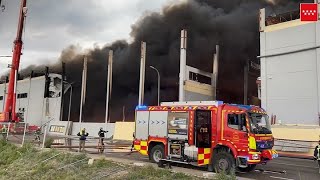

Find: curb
<box><xmin>278</xmin><ymin>152</ymin><xmax>313</xmax><ymax>160</ymax></box>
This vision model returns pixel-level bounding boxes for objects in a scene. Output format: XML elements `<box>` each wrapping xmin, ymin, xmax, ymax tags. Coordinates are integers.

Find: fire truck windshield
<box><xmin>248</xmin><ymin>113</ymin><xmax>272</xmax><ymax>134</ymax></box>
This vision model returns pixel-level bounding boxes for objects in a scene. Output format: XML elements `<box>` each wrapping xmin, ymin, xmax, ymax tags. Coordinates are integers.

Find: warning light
<box><xmin>136</xmin><ymin>105</ymin><xmax>148</xmax><ymax>110</ymax></box>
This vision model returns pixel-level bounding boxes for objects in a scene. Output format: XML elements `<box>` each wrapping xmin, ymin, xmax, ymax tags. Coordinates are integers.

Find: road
<box><xmin>102</xmin><ymin>151</ymin><xmax>320</xmax><ymax>180</ymax></box>
<box><xmin>239</xmin><ymin>157</ymin><xmax>319</xmax><ymax>180</ymax></box>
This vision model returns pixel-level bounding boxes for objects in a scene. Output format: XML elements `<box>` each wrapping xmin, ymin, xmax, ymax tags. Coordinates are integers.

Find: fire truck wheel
<box><xmin>150</xmin><ymin>145</ymin><xmax>164</xmax><ymax>163</ymax></box>
<box><xmin>237</xmin><ymin>164</ymin><xmax>257</xmax><ymax>172</ymax></box>
<box><xmin>212</xmin><ymin>151</ymin><xmax>235</xmax><ymax>174</ymax></box>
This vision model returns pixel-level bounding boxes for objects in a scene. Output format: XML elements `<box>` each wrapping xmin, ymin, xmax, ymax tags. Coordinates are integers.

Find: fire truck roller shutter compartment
<box><xmin>135</xmin><ymin>111</ymin><xmax>150</xmax><ymax>140</ymax></box>
<box><xmin>149</xmin><ymin>111</ymin><xmax>168</xmax><ymax>137</ymax></box>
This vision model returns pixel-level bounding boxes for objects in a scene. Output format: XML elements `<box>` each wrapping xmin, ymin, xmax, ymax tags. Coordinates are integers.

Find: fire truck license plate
<box><xmin>272</xmin><ymin>152</ymin><xmax>278</xmax><ymax>159</ymax></box>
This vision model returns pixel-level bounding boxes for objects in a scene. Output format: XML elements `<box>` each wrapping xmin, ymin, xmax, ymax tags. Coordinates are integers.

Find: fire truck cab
<box><xmin>133</xmin><ymin>101</ymin><xmax>278</xmax><ymax>173</ymax></box>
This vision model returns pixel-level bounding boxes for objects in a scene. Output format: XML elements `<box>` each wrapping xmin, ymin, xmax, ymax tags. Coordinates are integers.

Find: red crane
<box><xmin>0</xmin><ymin>0</ymin><xmax>27</xmax><ymax>122</ymax></box>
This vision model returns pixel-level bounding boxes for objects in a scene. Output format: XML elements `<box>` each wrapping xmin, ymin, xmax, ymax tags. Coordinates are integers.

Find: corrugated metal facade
<box><xmin>260</xmin><ymin>20</ymin><xmax>320</xmax><ymax>125</ymax></box>
<box><xmin>0</xmin><ymin>73</ymin><xmax>62</xmax><ymax>126</ymax></box>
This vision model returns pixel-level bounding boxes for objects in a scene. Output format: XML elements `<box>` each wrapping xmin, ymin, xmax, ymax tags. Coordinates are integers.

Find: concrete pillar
<box><xmin>138</xmin><ymin>42</ymin><xmax>146</xmax><ymax>105</ymax></box>
<box><xmin>179</xmin><ymin>29</ymin><xmax>187</xmax><ymax>102</ymax></box>
<box><xmin>79</xmin><ymin>56</ymin><xmax>87</xmax><ymax>125</ymax></box>
<box><xmin>213</xmin><ymin>45</ymin><xmax>219</xmax><ymax>100</ymax></box>
<box><xmin>105</xmin><ymin>50</ymin><xmax>113</xmax><ymax>124</ymax></box>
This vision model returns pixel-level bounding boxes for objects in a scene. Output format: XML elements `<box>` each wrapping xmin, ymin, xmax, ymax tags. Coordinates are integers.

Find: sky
<box><xmin>0</xmin><ymin>0</ymin><xmax>170</xmax><ymax>76</ymax></box>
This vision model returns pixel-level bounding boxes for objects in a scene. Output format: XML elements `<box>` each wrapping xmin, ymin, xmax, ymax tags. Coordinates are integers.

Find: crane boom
<box><xmin>1</xmin><ymin>0</ymin><xmax>27</xmax><ymax>122</ymax></box>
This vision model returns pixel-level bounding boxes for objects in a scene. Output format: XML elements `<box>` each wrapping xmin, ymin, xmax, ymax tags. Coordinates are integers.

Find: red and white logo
<box><xmin>300</xmin><ymin>3</ymin><xmax>318</xmax><ymax>21</ymax></box>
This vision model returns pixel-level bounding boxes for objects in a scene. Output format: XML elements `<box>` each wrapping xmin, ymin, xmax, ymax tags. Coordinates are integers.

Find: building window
<box><xmin>198</xmin><ymin>74</ymin><xmax>211</xmax><ymax>85</ymax></box>
<box><xmin>189</xmin><ymin>72</ymin><xmax>196</xmax><ymax>81</ymax></box>
<box><xmin>188</xmin><ymin>72</ymin><xmax>211</xmax><ymax>85</ymax></box>
<box><xmin>0</xmin><ymin>96</ymin><xmax>3</xmax><ymax>101</ymax></box>
<box><xmin>17</xmin><ymin>93</ymin><xmax>28</xmax><ymax>99</ymax></box>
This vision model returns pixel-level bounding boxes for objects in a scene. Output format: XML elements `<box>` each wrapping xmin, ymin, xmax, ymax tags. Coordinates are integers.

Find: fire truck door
<box><xmin>225</xmin><ymin>113</ymin><xmax>248</xmax><ymax>150</ymax></box>
<box><xmin>195</xmin><ymin>110</ymin><xmax>211</xmax><ymax>148</ymax></box>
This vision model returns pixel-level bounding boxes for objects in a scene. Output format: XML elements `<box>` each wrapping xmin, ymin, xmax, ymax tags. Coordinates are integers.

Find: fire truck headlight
<box><xmin>252</xmin><ymin>154</ymin><xmax>259</xmax><ymax>160</ymax></box>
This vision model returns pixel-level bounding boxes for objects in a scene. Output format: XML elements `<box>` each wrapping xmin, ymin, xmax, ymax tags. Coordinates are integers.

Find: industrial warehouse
<box><xmin>0</xmin><ymin>0</ymin><xmax>320</xmax><ymax>179</ymax></box>
<box><xmin>0</xmin><ymin>73</ymin><xmax>63</xmax><ymax>126</ymax></box>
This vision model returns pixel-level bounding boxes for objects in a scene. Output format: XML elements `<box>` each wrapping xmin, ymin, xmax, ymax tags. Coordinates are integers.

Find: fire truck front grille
<box><xmin>256</xmin><ymin>141</ymin><xmax>273</xmax><ymax>150</ymax></box>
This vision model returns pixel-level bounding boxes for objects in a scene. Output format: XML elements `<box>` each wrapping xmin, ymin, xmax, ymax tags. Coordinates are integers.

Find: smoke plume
<box><xmin>3</xmin><ymin>0</ymin><xmax>312</xmax><ymax>122</ymax></box>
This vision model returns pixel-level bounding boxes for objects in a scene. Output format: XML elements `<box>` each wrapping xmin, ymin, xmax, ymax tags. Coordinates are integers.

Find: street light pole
<box><xmin>67</xmin><ymin>85</ymin><xmax>73</xmax><ymax>124</ymax></box>
<box><xmin>150</xmin><ymin>66</ymin><xmax>160</xmax><ymax>106</ymax></box>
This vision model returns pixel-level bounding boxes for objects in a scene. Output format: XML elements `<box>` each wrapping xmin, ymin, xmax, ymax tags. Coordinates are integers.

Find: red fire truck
<box><xmin>133</xmin><ymin>101</ymin><xmax>278</xmax><ymax>173</ymax></box>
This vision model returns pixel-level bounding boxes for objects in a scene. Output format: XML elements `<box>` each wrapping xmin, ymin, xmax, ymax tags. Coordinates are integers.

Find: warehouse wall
<box><xmin>184</xmin><ymin>80</ymin><xmax>214</xmax><ymax>101</ymax></box>
<box><xmin>71</xmin><ymin>122</ymin><xmax>115</xmax><ymax>139</ymax></box>
<box><xmin>0</xmin><ymin>74</ymin><xmax>62</xmax><ymax>127</ymax></box>
<box><xmin>260</xmin><ymin>21</ymin><xmax>320</xmax><ymax>125</ymax></box>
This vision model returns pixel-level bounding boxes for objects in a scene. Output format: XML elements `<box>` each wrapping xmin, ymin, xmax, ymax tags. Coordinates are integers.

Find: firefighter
<box><xmin>131</xmin><ymin>132</ymin><xmax>135</xmax><ymax>152</ymax></box>
<box><xmin>98</xmin><ymin>128</ymin><xmax>108</xmax><ymax>153</ymax></box>
<box><xmin>313</xmin><ymin>140</ymin><xmax>320</xmax><ymax>173</ymax></box>
<box><xmin>77</xmin><ymin>128</ymin><xmax>89</xmax><ymax>152</ymax></box>
<box><xmin>98</xmin><ymin>127</ymin><xmax>108</xmax><ymax>146</ymax></box>
<box><xmin>34</xmin><ymin>127</ymin><xmax>41</xmax><ymax>144</ymax></box>
<box><xmin>1</xmin><ymin>125</ymin><xmax>8</xmax><ymax>141</ymax></box>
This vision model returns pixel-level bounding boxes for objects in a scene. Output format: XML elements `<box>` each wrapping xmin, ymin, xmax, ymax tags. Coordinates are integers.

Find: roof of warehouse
<box><xmin>266</xmin><ymin>9</ymin><xmax>300</xmax><ymax>26</ymax></box>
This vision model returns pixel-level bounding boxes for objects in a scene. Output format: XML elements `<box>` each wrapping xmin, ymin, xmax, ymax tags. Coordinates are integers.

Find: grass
<box><xmin>1</xmin><ymin>140</ymin><xmax>228</xmax><ymax>180</ymax></box>
<box><xmin>213</xmin><ymin>169</ymin><xmax>237</xmax><ymax>180</ymax></box>
<box><xmin>119</xmin><ymin>165</ymin><xmax>197</xmax><ymax>180</ymax></box>
<box><xmin>44</xmin><ymin>137</ymin><xmax>54</xmax><ymax>148</ymax></box>
<box><xmin>0</xmin><ymin>140</ymin><xmax>121</xmax><ymax>179</ymax></box>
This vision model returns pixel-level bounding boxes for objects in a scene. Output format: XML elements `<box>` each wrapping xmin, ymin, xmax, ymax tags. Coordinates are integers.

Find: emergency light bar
<box><xmin>136</xmin><ymin>105</ymin><xmax>148</xmax><ymax>110</ymax></box>
<box><xmin>161</xmin><ymin>101</ymin><xmax>223</xmax><ymax>106</ymax></box>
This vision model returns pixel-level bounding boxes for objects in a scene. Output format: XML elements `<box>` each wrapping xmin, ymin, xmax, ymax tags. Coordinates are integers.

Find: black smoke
<box><xmin>3</xmin><ymin>0</ymin><xmax>312</xmax><ymax>122</ymax></box>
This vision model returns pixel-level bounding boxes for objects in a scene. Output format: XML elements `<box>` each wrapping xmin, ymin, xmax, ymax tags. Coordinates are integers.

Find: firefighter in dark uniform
<box><xmin>34</xmin><ymin>127</ymin><xmax>41</xmax><ymax>143</ymax></box>
<box><xmin>314</xmin><ymin>140</ymin><xmax>320</xmax><ymax>174</ymax></box>
<box><xmin>98</xmin><ymin>128</ymin><xmax>108</xmax><ymax>146</ymax></box>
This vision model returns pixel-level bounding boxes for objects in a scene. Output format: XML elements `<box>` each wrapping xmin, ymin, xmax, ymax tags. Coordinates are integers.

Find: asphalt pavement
<box><xmin>238</xmin><ymin>157</ymin><xmax>320</xmax><ymax>180</ymax></box>
<box><xmin>102</xmin><ymin>151</ymin><xmax>320</xmax><ymax>180</ymax></box>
